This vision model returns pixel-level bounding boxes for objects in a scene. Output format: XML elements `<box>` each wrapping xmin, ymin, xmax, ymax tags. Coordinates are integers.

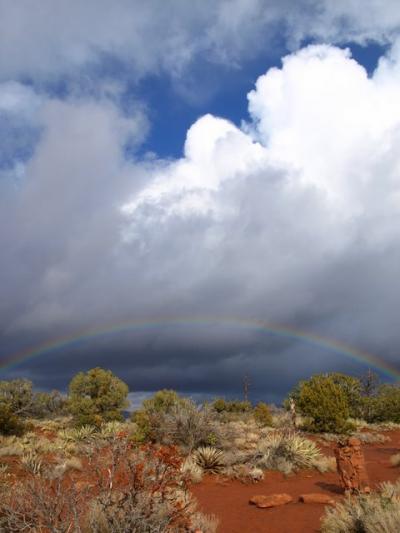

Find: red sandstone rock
<box><xmin>249</xmin><ymin>494</ymin><xmax>293</xmax><ymax>508</ymax></box>
<box><xmin>334</xmin><ymin>437</ymin><xmax>370</xmax><ymax>494</ymax></box>
<box><xmin>299</xmin><ymin>493</ymin><xmax>335</xmax><ymax>505</ymax></box>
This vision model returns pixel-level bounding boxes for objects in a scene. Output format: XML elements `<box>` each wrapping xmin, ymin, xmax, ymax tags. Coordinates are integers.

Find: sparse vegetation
<box><xmin>212</xmin><ymin>398</ymin><xmax>252</xmax><ymax>413</ymax></box>
<box><xmin>0</xmin><ymin>369</ymin><xmax>399</xmax><ymax>531</ymax></box>
<box><xmin>321</xmin><ymin>480</ymin><xmax>400</xmax><ymax>532</ymax></box>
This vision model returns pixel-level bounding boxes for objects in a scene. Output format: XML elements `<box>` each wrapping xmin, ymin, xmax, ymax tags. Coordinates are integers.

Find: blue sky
<box><xmin>138</xmin><ymin>41</ymin><xmax>387</xmax><ymax>159</ymax></box>
<box><xmin>1</xmin><ymin>1</ymin><xmax>400</xmax><ymax>400</ymax></box>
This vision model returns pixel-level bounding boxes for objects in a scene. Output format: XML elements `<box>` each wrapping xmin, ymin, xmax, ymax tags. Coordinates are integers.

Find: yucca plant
<box><xmin>254</xmin><ymin>431</ymin><xmax>321</xmax><ymax>473</ymax></box>
<box><xmin>58</xmin><ymin>425</ymin><xmax>96</xmax><ymax>442</ymax></box>
<box><xmin>193</xmin><ymin>447</ymin><xmax>225</xmax><ymax>473</ymax></box>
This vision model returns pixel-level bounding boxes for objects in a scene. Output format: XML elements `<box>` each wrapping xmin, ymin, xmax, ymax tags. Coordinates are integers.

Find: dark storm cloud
<box><xmin>1</xmin><ymin>2</ymin><xmax>400</xmax><ymax>400</ymax></box>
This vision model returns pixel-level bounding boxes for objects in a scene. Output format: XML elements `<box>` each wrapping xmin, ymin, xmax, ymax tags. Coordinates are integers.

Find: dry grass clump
<box><xmin>191</xmin><ymin>512</ymin><xmax>219</xmax><ymax>532</ymax></box>
<box><xmin>271</xmin><ymin>410</ymin><xmax>306</xmax><ymax>429</ymax></box>
<box><xmin>0</xmin><ymin>430</ymin><xmax>78</xmax><ymax>459</ymax></box>
<box><xmin>181</xmin><ymin>456</ymin><xmax>203</xmax><ymax>483</ymax></box>
<box><xmin>0</xmin><ymin>442</ymin><xmax>24</xmax><ymax>457</ymax></box>
<box><xmin>319</xmin><ymin>430</ymin><xmax>389</xmax><ymax>445</ymax></box>
<box><xmin>49</xmin><ymin>456</ymin><xmax>83</xmax><ymax>479</ymax></box>
<box><xmin>354</xmin><ymin>432</ymin><xmax>389</xmax><ymax>444</ymax></box>
<box><xmin>21</xmin><ymin>451</ymin><xmax>43</xmax><ymax>475</ymax></box>
<box><xmin>367</xmin><ymin>421</ymin><xmax>400</xmax><ymax>432</ymax></box>
<box><xmin>321</xmin><ymin>480</ymin><xmax>400</xmax><ymax>533</ymax></box>
<box><xmin>29</xmin><ymin>416</ymin><xmax>71</xmax><ymax>432</ymax></box>
<box><xmin>312</xmin><ymin>455</ymin><xmax>337</xmax><ymax>473</ymax></box>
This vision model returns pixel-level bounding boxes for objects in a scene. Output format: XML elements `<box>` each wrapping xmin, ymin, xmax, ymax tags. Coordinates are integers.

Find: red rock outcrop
<box><xmin>334</xmin><ymin>437</ymin><xmax>370</xmax><ymax>494</ymax></box>
<box><xmin>299</xmin><ymin>493</ymin><xmax>335</xmax><ymax>505</ymax></box>
<box><xmin>249</xmin><ymin>494</ymin><xmax>293</xmax><ymax>508</ymax></box>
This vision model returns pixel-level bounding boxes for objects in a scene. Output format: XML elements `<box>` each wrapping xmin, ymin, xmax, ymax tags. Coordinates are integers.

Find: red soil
<box><xmin>192</xmin><ymin>431</ymin><xmax>400</xmax><ymax>533</ymax></box>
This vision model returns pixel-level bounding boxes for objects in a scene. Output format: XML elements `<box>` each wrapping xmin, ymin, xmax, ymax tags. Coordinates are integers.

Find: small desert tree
<box><xmin>295</xmin><ymin>374</ymin><xmax>352</xmax><ymax>433</ymax></box>
<box><xmin>68</xmin><ymin>367</ymin><xmax>129</xmax><ymax>427</ymax></box>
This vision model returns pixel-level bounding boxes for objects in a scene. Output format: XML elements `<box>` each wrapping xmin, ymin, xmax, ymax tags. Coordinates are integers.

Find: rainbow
<box><xmin>1</xmin><ymin>317</ymin><xmax>399</xmax><ymax>380</ymax></box>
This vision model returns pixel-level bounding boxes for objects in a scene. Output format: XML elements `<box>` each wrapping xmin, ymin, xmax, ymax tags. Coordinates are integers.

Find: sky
<box><xmin>1</xmin><ymin>0</ymin><xmax>400</xmax><ymax>404</ymax></box>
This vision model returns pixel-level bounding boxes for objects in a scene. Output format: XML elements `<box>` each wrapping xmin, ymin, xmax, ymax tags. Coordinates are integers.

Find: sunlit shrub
<box><xmin>253</xmin><ymin>402</ymin><xmax>273</xmax><ymax>427</ymax></box>
<box><xmin>295</xmin><ymin>374</ymin><xmax>354</xmax><ymax>433</ymax></box>
<box><xmin>321</xmin><ymin>480</ymin><xmax>400</xmax><ymax>533</ymax></box>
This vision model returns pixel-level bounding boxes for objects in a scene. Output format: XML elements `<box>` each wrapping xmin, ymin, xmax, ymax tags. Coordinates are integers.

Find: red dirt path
<box><xmin>192</xmin><ymin>431</ymin><xmax>400</xmax><ymax>533</ymax></box>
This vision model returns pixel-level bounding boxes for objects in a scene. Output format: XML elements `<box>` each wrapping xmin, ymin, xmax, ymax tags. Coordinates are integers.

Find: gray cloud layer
<box><xmin>1</xmin><ymin>2</ymin><xmax>400</xmax><ymax>399</ymax></box>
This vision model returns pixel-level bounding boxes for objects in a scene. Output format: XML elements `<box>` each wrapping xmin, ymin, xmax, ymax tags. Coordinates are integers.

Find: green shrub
<box><xmin>363</xmin><ymin>384</ymin><xmax>400</xmax><ymax>423</ymax></box>
<box><xmin>0</xmin><ymin>379</ymin><xmax>34</xmax><ymax>417</ymax></box>
<box><xmin>0</xmin><ymin>402</ymin><xmax>25</xmax><ymax>436</ymax></box>
<box><xmin>329</xmin><ymin>373</ymin><xmax>363</xmax><ymax>419</ymax></box>
<box><xmin>68</xmin><ymin>368</ymin><xmax>129</xmax><ymax>427</ymax></box>
<box><xmin>212</xmin><ymin>398</ymin><xmax>252</xmax><ymax>413</ymax></box>
<box><xmin>295</xmin><ymin>374</ymin><xmax>353</xmax><ymax>433</ymax></box>
<box><xmin>142</xmin><ymin>389</ymin><xmax>185</xmax><ymax>413</ymax></box>
<box><xmin>253</xmin><ymin>402</ymin><xmax>273</xmax><ymax>426</ymax></box>
<box><xmin>31</xmin><ymin>390</ymin><xmax>67</xmax><ymax>418</ymax></box>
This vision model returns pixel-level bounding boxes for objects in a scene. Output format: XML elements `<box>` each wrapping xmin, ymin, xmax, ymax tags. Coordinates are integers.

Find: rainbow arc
<box><xmin>1</xmin><ymin>317</ymin><xmax>399</xmax><ymax>380</ymax></box>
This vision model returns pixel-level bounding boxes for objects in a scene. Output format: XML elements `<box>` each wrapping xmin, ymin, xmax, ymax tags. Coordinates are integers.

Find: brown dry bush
<box><xmin>134</xmin><ymin>398</ymin><xmax>221</xmax><ymax>453</ymax></box>
<box><xmin>87</xmin><ymin>439</ymin><xmax>217</xmax><ymax>532</ymax></box>
<box><xmin>0</xmin><ymin>437</ymin><xmax>217</xmax><ymax>533</ymax></box>
<box><xmin>0</xmin><ymin>476</ymin><xmax>87</xmax><ymax>532</ymax></box>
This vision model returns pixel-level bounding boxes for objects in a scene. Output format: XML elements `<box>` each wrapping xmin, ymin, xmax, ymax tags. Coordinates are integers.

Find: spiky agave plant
<box><xmin>193</xmin><ymin>447</ymin><xmax>225</xmax><ymax>473</ymax></box>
